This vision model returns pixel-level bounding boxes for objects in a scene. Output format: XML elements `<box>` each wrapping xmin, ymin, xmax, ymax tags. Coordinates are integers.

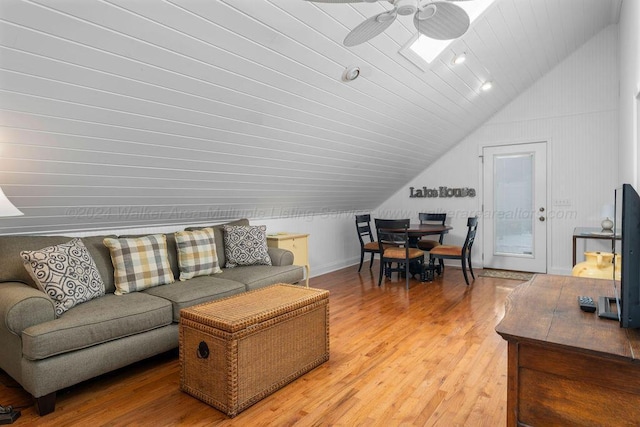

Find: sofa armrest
<box><xmin>268</xmin><ymin>247</ymin><xmax>294</xmax><ymax>266</ymax></box>
<box><xmin>0</xmin><ymin>282</ymin><xmax>55</xmax><ymax>335</ymax></box>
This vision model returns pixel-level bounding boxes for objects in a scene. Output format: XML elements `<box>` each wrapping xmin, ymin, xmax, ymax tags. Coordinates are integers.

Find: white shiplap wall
<box><xmin>376</xmin><ymin>24</ymin><xmax>620</xmax><ymax>275</ymax></box>
<box><xmin>618</xmin><ymin>0</ymin><xmax>640</xmax><ymax>188</ymax></box>
<box><xmin>0</xmin><ymin>0</ymin><xmax>621</xmax><ymax>236</ymax></box>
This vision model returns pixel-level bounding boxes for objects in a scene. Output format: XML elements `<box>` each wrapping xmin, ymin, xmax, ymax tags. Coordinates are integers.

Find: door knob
<box><xmin>539</xmin><ymin>216</ymin><xmax>545</xmax><ymax>222</ymax></box>
<box><xmin>539</xmin><ymin>207</ymin><xmax>545</xmax><ymax>212</ymax></box>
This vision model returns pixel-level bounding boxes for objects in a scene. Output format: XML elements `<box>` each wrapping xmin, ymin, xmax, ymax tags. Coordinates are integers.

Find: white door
<box><xmin>482</xmin><ymin>143</ymin><xmax>547</xmax><ymax>273</ymax></box>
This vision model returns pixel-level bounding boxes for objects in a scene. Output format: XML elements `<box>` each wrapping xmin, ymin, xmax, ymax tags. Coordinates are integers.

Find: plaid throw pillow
<box><xmin>21</xmin><ymin>238</ymin><xmax>105</xmax><ymax>317</ymax></box>
<box><xmin>223</xmin><ymin>225</ymin><xmax>272</xmax><ymax>268</ymax></box>
<box><xmin>174</xmin><ymin>228</ymin><xmax>222</xmax><ymax>281</ymax></box>
<box><xmin>103</xmin><ymin>234</ymin><xmax>174</xmax><ymax>295</ymax></box>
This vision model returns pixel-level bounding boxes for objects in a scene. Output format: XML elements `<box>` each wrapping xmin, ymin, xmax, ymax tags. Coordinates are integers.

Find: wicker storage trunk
<box><xmin>179</xmin><ymin>284</ymin><xmax>329</xmax><ymax>417</ymax></box>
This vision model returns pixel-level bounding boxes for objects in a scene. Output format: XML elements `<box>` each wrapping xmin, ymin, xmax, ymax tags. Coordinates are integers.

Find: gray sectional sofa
<box><xmin>0</xmin><ymin>219</ymin><xmax>304</xmax><ymax>415</ymax></box>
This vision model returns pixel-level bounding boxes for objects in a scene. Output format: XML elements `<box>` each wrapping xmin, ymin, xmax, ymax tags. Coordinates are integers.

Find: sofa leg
<box><xmin>35</xmin><ymin>392</ymin><xmax>56</xmax><ymax>415</ymax></box>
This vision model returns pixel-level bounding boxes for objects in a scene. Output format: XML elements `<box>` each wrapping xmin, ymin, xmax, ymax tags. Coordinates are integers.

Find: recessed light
<box><xmin>342</xmin><ymin>66</ymin><xmax>360</xmax><ymax>82</ymax></box>
<box><xmin>452</xmin><ymin>53</ymin><xmax>466</xmax><ymax>65</ymax></box>
<box><xmin>481</xmin><ymin>81</ymin><xmax>493</xmax><ymax>91</ymax></box>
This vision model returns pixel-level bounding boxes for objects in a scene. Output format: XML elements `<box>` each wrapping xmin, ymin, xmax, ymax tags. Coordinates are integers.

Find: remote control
<box><xmin>578</xmin><ymin>296</ymin><xmax>597</xmax><ymax>313</ymax></box>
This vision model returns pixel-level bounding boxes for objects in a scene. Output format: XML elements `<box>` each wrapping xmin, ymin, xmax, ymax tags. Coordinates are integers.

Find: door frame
<box><xmin>478</xmin><ymin>139</ymin><xmax>552</xmax><ymax>272</ymax></box>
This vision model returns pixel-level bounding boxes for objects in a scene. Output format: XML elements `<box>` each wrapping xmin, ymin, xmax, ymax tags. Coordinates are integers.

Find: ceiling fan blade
<box><xmin>414</xmin><ymin>1</ymin><xmax>470</xmax><ymax>40</ymax></box>
<box><xmin>344</xmin><ymin>10</ymin><xmax>397</xmax><ymax>46</ymax></box>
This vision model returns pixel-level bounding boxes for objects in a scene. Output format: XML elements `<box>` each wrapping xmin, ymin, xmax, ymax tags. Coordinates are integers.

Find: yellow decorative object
<box><xmin>572</xmin><ymin>251</ymin><xmax>621</xmax><ymax>280</ymax></box>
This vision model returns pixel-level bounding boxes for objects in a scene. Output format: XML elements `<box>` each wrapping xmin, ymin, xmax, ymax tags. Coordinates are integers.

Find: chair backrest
<box><xmin>374</xmin><ymin>218</ymin><xmax>410</xmax><ymax>248</ymax></box>
<box><xmin>355</xmin><ymin>214</ymin><xmax>374</xmax><ymax>246</ymax></box>
<box><xmin>419</xmin><ymin>212</ymin><xmax>446</xmax><ymax>226</ymax></box>
<box><xmin>463</xmin><ymin>216</ymin><xmax>479</xmax><ymax>254</ymax></box>
<box><xmin>419</xmin><ymin>212</ymin><xmax>447</xmax><ymax>243</ymax></box>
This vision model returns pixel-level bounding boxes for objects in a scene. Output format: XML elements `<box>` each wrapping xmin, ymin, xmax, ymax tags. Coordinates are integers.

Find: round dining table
<box><xmin>376</xmin><ymin>224</ymin><xmax>453</xmax><ymax>282</ymax></box>
<box><xmin>405</xmin><ymin>224</ymin><xmax>452</xmax><ymax>247</ymax></box>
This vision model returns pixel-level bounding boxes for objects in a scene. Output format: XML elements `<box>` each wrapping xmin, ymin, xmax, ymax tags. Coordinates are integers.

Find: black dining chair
<box><xmin>374</xmin><ymin>218</ymin><xmax>426</xmax><ymax>289</ymax></box>
<box><xmin>428</xmin><ymin>216</ymin><xmax>478</xmax><ymax>285</ymax></box>
<box><xmin>416</xmin><ymin>213</ymin><xmax>447</xmax><ymax>250</ymax></box>
<box><xmin>417</xmin><ymin>212</ymin><xmax>447</xmax><ymax>274</ymax></box>
<box><xmin>355</xmin><ymin>214</ymin><xmax>382</xmax><ymax>272</ymax></box>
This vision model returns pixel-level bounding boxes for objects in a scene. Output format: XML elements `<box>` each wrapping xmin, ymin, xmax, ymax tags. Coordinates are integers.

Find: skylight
<box><xmin>401</xmin><ymin>0</ymin><xmax>497</xmax><ymax>68</ymax></box>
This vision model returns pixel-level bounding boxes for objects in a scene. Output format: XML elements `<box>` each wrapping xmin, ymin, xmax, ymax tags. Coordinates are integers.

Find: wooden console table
<box><xmin>496</xmin><ymin>274</ymin><xmax>640</xmax><ymax>426</ymax></box>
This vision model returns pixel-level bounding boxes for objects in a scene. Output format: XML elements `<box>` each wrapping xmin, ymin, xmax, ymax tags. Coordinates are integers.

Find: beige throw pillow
<box><xmin>175</xmin><ymin>228</ymin><xmax>222</xmax><ymax>281</ymax></box>
<box><xmin>103</xmin><ymin>234</ymin><xmax>174</xmax><ymax>295</ymax></box>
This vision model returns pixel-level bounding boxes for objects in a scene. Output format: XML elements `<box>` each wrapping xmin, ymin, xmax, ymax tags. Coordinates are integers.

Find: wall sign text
<box><xmin>409</xmin><ymin>186</ymin><xmax>476</xmax><ymax>198</ymax></box>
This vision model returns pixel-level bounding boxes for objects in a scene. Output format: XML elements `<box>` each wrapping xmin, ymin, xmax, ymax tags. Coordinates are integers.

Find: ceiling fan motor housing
<box><xmin>395</xmin><ymin>0</ymin><xmax>417</xmax><ymax>16</ymax></box>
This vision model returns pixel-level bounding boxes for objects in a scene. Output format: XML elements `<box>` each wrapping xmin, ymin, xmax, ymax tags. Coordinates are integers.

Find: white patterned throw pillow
<box><xmin>174</xmin><ymin>227</ymin><xmax>222</xmax><ymax>281</ymax></box>
<box><xmin>21</xmin><ymin>238</ymin><xmax>106</xmax><ymax>317</ymax></box>
<box><xmin>223</xmin><ymin>225</ymin><xmax>272</xmax><ymax>268</ymax></box>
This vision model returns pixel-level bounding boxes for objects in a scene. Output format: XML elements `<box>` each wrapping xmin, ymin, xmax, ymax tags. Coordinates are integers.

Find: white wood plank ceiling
<box><xmin>0</xmin><ymin>0</ymin><xmax>621</xmax><ymax>234</ymax></box>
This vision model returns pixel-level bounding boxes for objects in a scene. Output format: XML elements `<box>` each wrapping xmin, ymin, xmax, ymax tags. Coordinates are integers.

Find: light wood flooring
<box><xmin>1</xmin><ymin>263</ymin><xmax>524</xmax><ymax>426</ymax></box>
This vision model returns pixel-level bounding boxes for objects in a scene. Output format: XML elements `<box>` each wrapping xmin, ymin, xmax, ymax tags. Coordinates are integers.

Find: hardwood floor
<box><xmin>0</xmin><ymin>264</ymin><xmax>522</xmax><ymax>426</ymax></box>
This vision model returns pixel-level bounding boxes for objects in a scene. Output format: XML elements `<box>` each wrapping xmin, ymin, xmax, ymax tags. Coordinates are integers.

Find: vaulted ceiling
<box><xmin>0</xmin><ymin>0</ymin><xmax>622</xmax><ymax>234</ymax></box>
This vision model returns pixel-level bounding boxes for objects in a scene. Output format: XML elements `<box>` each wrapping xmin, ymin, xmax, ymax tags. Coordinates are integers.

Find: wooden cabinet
<box><xmin>267</xmin><ymin>233</ymin><xmax>310</xmax><ymax>287</ymax></box>
<box><xmin>496</xmin><ymin>274</ymin><xmax>640</xmax><ymax>426</ymax></box>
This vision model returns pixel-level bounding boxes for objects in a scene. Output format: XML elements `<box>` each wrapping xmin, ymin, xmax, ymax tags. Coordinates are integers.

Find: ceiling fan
<box><xmin>306</xmin><ymin>0</ymin><xmax>473</xmax><ymax>47</ymax></box>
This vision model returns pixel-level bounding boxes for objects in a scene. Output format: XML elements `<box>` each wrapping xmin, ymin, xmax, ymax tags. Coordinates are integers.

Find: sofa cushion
<box><xmin>174</xmin><ymin>228</ymin><xmax>222</xmax><ymax>281</ymax></box>
<box><xmin>103</xmin><ymin>234</ymin><xmax>175</xmax><ymax>295</ymax></box>
<box><xmin>142</xmin><ymin>276</ymin><xmax>246</xmax><ymax>321</ymax></box>
<box><xmin>223</xmin><ymin>225</ymin><xmax>272</xmax><ymax>268</ymax></box>
<box><xmin>185</xmin><ymin>218</ymin><xmax>249</xmax><ymax>268</ymax></box>
<box><xmin>20</xmin><ymin>238</ymin><xmax>105</xmax><ymax>317</ymax></box>
<box><xmin>21</xmin><ymin>292</ymin><xmax>173</xmax><ymax>360</ymax></box>
<box><xmin>218</xmin><ymin>265</ymin><xmax>304</xmax><ymax>291</ymax></box>
<box><xmin>0</xmin><ymin>235</ymin><xmax>116</xmax><ymax>292</ymax></box>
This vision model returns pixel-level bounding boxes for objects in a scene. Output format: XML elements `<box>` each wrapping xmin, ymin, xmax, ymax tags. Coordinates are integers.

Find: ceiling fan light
<box><xmin>416</xmin><ymin>4</ymin><xmax>437</xmax><ymax>21</ymax></box>
<box><xmin>396</xmin><ymin>0</ymin><xmax>417</xmax><ymax>16</ymax></box>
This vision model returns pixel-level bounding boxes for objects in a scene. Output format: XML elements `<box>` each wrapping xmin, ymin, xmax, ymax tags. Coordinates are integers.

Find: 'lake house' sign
<box><xmin>409</xmin><ymin>186</ymin><xmax>476</xmax><ymax>198</ymax></box>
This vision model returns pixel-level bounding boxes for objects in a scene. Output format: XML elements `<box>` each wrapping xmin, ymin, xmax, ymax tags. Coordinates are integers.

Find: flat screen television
<box><xmin>599</xmin><ymin>183</ymin><xmax>640</xmax><ymax>328</ymax></box>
